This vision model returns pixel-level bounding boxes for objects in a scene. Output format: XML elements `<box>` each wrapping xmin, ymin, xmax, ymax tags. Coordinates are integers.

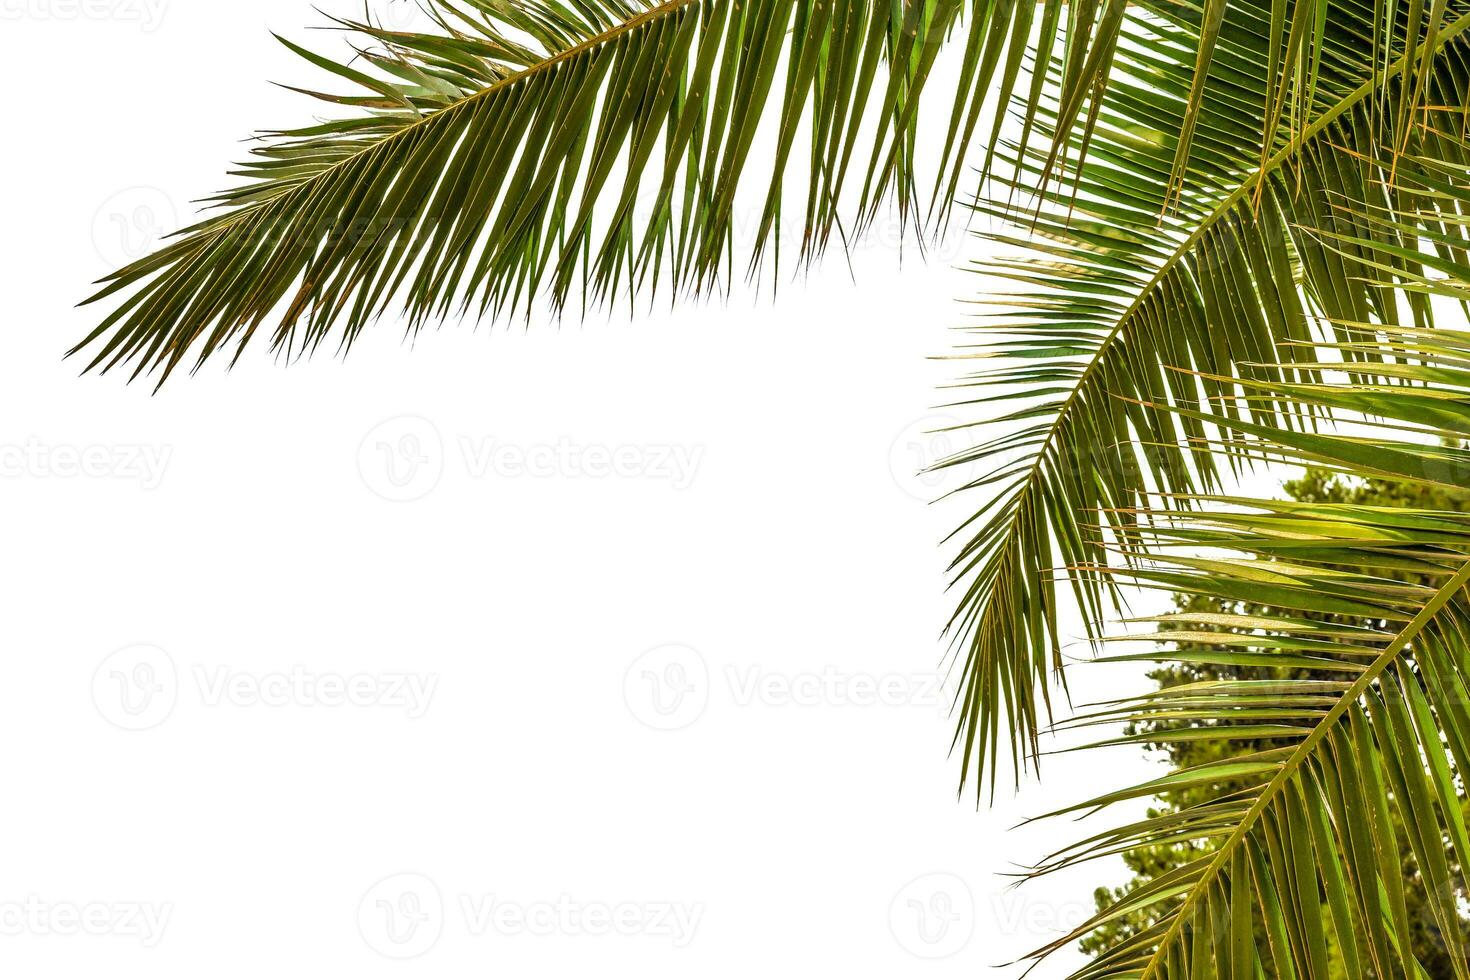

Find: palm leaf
<box><xmin>1023</xmin><ymin>145</ymin><xmax>1470</xmax><ymax>977</ymax></box>
<box><xmin>947</xmin><ymin>0</ymin><xmax>1470</xmax><ymax>794</ymax></box>
<box><xmin>72</xmin><ymin>0</ymin><xmax>1119</xmax><ymax>385</ymax></box>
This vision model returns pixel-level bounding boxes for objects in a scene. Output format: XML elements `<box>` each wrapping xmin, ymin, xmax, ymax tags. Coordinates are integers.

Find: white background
<box><xmin>0</xmin><ymin>2</ymin><xmax>1166</xmax><ymax>976</ymax></box>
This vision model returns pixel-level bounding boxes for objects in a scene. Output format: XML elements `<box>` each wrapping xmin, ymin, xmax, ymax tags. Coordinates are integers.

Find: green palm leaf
<box><xmin>64</xmin><ymin>2</ymin><xmax>1470</xmax><ymax>969</ymax></box>
<box><xmin>1032</xmin><ymin>370</ymin><xmax>1470</xmax><ymax>977</ymax></box>
<box><xmin>1022</xmin><ymin>142</ymin><xmax>1470</xmax><ymax>977</ymax></box>
<box><xmin>73</xmin><ymin>0</ymin><xmax>1115</xmax><ymax>385</ymax></box>
<box><xmin>948</xmin><ymin>0</ymin><xmax>1470</xmax><ymax>793</ymax></box>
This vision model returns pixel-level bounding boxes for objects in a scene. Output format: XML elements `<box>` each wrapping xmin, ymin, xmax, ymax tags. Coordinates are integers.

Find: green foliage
<box><xmin>73</xmin><ymin>0</ymin><xmax>1072</xmax><ymax>385</ymax></box>
<box><xmin>947</xmin><ymin>0</ymin><xmax>1470</xmax><ymax>793</ymax></box>
<box><xmin>1080</xmin><ymin>470</ymin><xmax>1470</xmax><ymax>977</ymax></box>
<box><xmin>71</xmin><ymin>2</ymin><xmax>1470</xmax><ymax>975</ymax></box>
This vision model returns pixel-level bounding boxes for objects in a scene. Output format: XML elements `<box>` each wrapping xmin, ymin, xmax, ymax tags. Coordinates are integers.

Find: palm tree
<box><xmin>77</xmin><ymin>1</ymin><xmax>1470</xmax><ymax>975</ymax></box>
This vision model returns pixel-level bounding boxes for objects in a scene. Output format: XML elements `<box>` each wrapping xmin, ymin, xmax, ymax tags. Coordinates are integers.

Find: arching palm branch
<box><xmin>1020</xmin><ymin>212</ymin><xmax>1470</xmax><ymax>975</ymax></box>
<box><xmin>74</xmin><ymin>0</ymin><xmax>1101</xmax><ymax>383</ymax></box>
<box><xmin>948</xmin><ymin>0</ymin><xmax>1470</xmax><ymax>792</ymax></box>
<box><xmin>75</xmin><ymin>1</ymin><xmax>1470</xmax><ymax>973</ymax></box>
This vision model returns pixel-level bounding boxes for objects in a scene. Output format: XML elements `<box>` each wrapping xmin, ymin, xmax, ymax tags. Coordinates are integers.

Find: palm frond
<box><xmin>73</xmin><ymin>0</ymin><xmax>1117</xmax><ymax>385</ymax></box>
<box><xmin>1033</xmin><ymin>358</ymin><xmax>1470</xmax><ymax>978</ymax></box>
<box><xmin>948</xmin><ymin>0</ymin><xmax>1470</xmax><ymax>794</ymax></box>
<box><xmin>1024</xmin><ymin>144</ymin><xmax>1470</xmax><ymax>977</ymax></box>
